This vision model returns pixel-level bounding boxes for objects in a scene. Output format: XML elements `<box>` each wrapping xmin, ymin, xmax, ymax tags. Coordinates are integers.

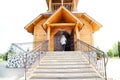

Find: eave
<box><xmin>81</xmin><ymin>13</ymin><xmax>102</xmax><ymax>33</ymax></box>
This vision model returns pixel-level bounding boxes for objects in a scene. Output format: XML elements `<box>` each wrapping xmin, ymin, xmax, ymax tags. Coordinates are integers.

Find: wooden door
<box><xmin>54</xmin><ymin>31</ymin><xmax>63</xmax><ymax>51</ymax></box>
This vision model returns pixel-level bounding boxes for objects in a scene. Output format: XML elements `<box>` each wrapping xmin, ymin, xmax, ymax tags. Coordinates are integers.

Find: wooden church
<box><xmin>25</xmin><ymin>0</ymin><xmax>101</xmax><ymax>51</ymax></box>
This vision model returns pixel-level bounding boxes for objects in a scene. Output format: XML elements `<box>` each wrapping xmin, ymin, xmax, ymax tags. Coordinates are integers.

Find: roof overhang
<box><xmin>81</xmin><ymin>13</ymin><xmax>102</xmax><ymax>33</ymax></box>
<box><xmin>24</xmin><ymin>15</ymin><xmax>44</xmax><ymax>34</ymax></box>
<box><xmin>43</xmin><ymin>6</ymin><xmax>84</xmax><ymax>31</ymax></box>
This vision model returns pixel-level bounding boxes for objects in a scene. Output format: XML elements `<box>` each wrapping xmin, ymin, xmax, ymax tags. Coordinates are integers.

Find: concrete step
<box><xmin>34</xmin><ymin>68</ymin><xmax>94</xmax><ymax>73</ymax></box>
<box><xmin>30</xmin><ymin>73</ymin><xmax>102</xmax><ymax>80</ymax></box>
<box><xmin>36</xmin><ymin>64</ymin><xmax>91</xmax><ymax>69</ymax></box>
<box><xmin>28</xmin><ymin>51</ymin><xmax>103</xmax><ymax>80</ymax></box>
<box><xmin>45</xmin><ymin>52</ymin><xmax>82</xmax><ymax>57</ymax></box>
<box><xmin>30</xmin><ymin>79</ymin><xmax>103</xmax><ymax>80</ymax></box>
<box><xmin>30</xmin><ymin>73</ymin><xmax>101</xmax><ymax>77</ymax></box>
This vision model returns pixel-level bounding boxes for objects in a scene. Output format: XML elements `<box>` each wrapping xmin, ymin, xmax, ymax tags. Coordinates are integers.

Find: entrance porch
<box><xmin>46</xmin><ymin>23</ymin><xmax>80</xmax><ymax>51</ymax></box>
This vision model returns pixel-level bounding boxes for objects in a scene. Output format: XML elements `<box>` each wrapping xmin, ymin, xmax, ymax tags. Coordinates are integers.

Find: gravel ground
<box><xmin>0</xmin><ymin>58</ymin><xmax>120</xmax><ymax>80</ymax></box>
<box><xmin>0</xmin><ymin>62</ymin><xmax>24</xmax><ymax>80</ymax></box>
<box><xmin>106</xmin><ymin>58</ymin><xmax>120</xmax><ymax>80</ymax></box>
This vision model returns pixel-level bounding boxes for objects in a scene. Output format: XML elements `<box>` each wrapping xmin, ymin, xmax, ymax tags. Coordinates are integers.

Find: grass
<box><xmin>0</xmin><ymin>58</ymin><xmax>3</xmax><ymax>62</ymax></box>
<box><xmin>108</xmin><ymin>57</ymin><xmax>120</xmax><ymax>59</ymax></box>
<box><xmin>0</xmin><ymin>59</ymin><xmax>3</xmax><ymax>62</ymax></box>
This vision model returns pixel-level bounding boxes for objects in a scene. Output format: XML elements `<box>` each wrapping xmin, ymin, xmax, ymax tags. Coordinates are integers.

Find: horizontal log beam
<box><xmin>50</xmin><ymin>23</ymin><xmax>76</xmax><ymax>27</ymax></box>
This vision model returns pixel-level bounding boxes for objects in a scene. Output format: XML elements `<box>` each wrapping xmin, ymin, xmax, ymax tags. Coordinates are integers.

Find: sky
<box><xmin>0</xmin><ymin>0</ymin><xmax>120</xmax><ymax>53</ymax></box>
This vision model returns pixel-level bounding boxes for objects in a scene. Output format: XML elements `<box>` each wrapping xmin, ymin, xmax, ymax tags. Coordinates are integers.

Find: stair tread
<box><xmin>28</xmin><ymin>52</ymin><xmax>102</xmax><ymax>80</ymax></box>
<box><xmin>30</xmin><ymin>75</ymin><xmax>102</xmax><ymax>79</ymax></box>
<box><xmin>36</xmin><ymin>64</ymin><xmax>92</xmax><ymax>69</ymax></box>
<box><xmin>30</xmin><ymin>73</ymin><xmax>101</xmax><ymax>78</ymax></box>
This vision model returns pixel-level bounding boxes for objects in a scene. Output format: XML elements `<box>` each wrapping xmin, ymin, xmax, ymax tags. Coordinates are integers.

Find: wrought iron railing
<box><xmin>8</xmin><ymin>40</ymin><xmax>48</xmax><ymax>80</ymax></box>
<box><xmin>25</xmin><ymin>40</ymin><xmax>48</xmax><ymax>80</ymax></box>
<box><xmin>75</xmin><ymin>39</ymin><xmax>108</xmax><ymax>80</ymax></box>
<box><xmin>8</xmin><ymin>39</ymin><xmax>108</xmax><ymax>80</ymax></box>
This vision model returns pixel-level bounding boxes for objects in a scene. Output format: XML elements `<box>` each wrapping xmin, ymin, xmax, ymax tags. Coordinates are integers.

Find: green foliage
<box><xmin>96</xmin><ymin>51</ymin><xmax>103</xmax><ymax>60</ymax></box>
<box><xmin>0</xmin><ymin>54</ymin><xmax>3</xmax><ymax>62</ymax></box>
<box><xmin>0</xmin><ymin>45</ymin><xmax>14</xmax><ymax>61</ymax></box>
<box><xmin>96</xmin><ymin>46</ymin><xmax>103</xmax><ymax>60</ymax></box>
<box><xmin>0</xmin><ymin>53</ymin><xmax>8</xmax><ymax>61</ymax></box>
<box><xmin>118</xmin><ymin>41</ymin><xmax>120</xmax><ymax>58</ymax></box>
<box><xmin>107</xmin><ymin>42</ymin><xmax>119</xmax><ymax>58</ymax></box>
<box><xmin>112</xmin><ymin>42</ymin><xmax>118</xmax><ymax>56</ymax></box>
<box><xmin>7</xmin><ymin>45</ymin><xmax>14</xmax><ymax>54</ymax></box>
<box><xmin>0</xmin><ymin>54</ymin><xmax>2</xmax><ymax>58</ymax></box>
<box><xmin>3</xmin><ymin>53</ymin><xmax>8</xmax><ymax>61</ymax></box>
<box><xmin>108</xmin><ymin>49</ymin><xmax>114</xmax><ymax>58</ymax></box>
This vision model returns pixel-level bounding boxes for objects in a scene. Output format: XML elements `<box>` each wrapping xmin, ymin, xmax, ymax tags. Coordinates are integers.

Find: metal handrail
<box><xmin>76</xmin><ymin>39</ymin><xmax>108</xmax><ymax>80</ymax></box>
<box><xmin>11</xmin><ymin>40</ymin><xmax>48</xmax><ymax>80</ymax></box>
<box><xmin>25</xmin><ymin>40</ymin><xmax>48</xmax><ymax>80</ymax></box>
<box><xmin>11</xmin><ymin>39</ymin><xmax>108</xmax><ymax>80</ymax></box>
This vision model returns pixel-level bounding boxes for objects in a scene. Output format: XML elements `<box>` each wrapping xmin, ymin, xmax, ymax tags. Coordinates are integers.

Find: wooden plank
<box><xmin>50</xmin><ymin>23</ymin><xmax>76</xmax><ymax>26</ymax></box>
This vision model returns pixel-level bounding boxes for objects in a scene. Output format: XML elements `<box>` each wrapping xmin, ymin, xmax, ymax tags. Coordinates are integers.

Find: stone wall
<box><xmin>7</xmin><ymin>51</ymin><xmax>44</xmax><ymax>68</ymax></box>
<box><xmin>7</xmin><ymin>52</ymin><xmax>26</xmax><ymax>68</ymax></box>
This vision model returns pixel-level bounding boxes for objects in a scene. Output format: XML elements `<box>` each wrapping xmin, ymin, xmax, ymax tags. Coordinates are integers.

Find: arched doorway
<box><xmin>54</xmin><ymin>30</ymin><xmax>74</xmax><ymax>51</ymax></box>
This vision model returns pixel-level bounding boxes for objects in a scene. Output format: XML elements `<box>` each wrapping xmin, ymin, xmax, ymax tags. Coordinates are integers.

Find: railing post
<box><xmin>25</xmin><ymin>53</ymin><xmax>27</xmax><ymax>80</ymax></box>
<box><xmin>103</xmin><ymin>53</ymin><xmax>107</xmax><ymax>80</ymax></box>
<box><xmin>87</xmin><ymin>45</ymin><xmax>90</xmax><ymax>64</ymax></box>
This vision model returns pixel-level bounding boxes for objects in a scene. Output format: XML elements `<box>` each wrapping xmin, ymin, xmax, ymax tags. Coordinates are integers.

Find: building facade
<box><xmin>25</xmin><ymin>0</ymin><xmax>101</xmax><ymax>51</ymax></box>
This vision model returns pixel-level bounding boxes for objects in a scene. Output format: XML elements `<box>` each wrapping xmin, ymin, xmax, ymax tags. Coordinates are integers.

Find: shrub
<box><xmin>3</xmin><ymin>53</ymin><xmax>8</xmax><ymax>61</ymax></box>
<box><xmin>108</xmin><ymin>49</ymin><xmax>114</xmax><ymax>58</ymax></box>
<box><xmin>118</xmin><ymin>41</ymin><xmax>120</xmax><ymax>58</ymax></box>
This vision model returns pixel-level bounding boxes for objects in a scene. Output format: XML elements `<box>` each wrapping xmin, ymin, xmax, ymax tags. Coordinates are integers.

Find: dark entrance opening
<box><xmin>54</xmin><ymin>30</ymin><xmax>74</xmax><ymax>51</ymax></box>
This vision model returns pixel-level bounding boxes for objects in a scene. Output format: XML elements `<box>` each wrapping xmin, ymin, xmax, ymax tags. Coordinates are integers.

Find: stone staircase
<box><xmin>28</xmin><ymin>51</ymin><xmax>104</xmax><ymax>80</ymax></box>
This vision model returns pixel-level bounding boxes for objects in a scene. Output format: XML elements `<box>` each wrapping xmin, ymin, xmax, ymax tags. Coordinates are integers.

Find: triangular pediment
<box><xmin>43</xmin><ymin>6</ymin><xmax>84</xmax><ymax>31</ymax></box>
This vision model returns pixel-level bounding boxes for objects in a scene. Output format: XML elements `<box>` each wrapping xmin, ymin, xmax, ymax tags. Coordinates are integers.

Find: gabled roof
<box><xmin>81</xmin><ymin>13</ymin><xmax>102</xmax><ymax>33</ymax></box>
<box><xmin>24</xmin><ymin>13</ymin><xmax>51</xmax><ymax>34</ymax></box>
<box><xmin>24</xmin><ymin>14</ymin><xmax>44</xmax><ymax>34</ymax></box>
<box><xmin>43</xmin><ymin>6</ymin><xmax>84</xmax><ymax>31</ymax></box>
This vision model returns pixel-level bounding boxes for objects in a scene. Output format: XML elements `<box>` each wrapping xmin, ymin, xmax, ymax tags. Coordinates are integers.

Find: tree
<box><xmin>4</xmin><ymin>45</ymin><xmax>14</xmax><ymax>61</ymax></box>
<box><xmin>112</xmin><ymin>42</ymin><xmax>118</xmax><ymax>57</ymax></box>
<box><xmin>118</xmin><ymin>41</ymin><xmax>120</xmax><ymax>58</ymax></box>
<box><xmin>108</xmin><ymin>49</ymin><xmax>114</xmax><ymax>58</ymax></box>
<box><xmin>107</xmin><ymin>42</ymin><xmax>118</xmax><ymax>58</ymax></box>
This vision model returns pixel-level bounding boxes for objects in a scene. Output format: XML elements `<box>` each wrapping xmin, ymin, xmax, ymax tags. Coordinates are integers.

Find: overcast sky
<box><xmin>0</xmin><ymin>0</ymin><xmax>120</xmax><ymax>53</ymax></box>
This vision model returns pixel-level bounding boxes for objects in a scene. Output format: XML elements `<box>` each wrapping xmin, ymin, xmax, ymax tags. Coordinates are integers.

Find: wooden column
<box><xmin>48</xmin><ymin>0</ymin><xmax>52</xmax><ymax>12</ymax></box>
<box><xmin>75</xmin><ymin>22</ymin><xmax>80</xmax><ymax>40</ymax></box>
<box><xmin>61</xmin><ymin>0</ymin><xmax>63</xmax><ymax>6</ymax></box>
<box><xmin>73</xmin><ymin>0</ymin><xmax>77</xmax><ymax>11</ymax></box>
<box><xmin>74</xmin><ymin>22</ymin><xmax>80</xmax><ymax>50</ymax></box>
<box><xmin>47</xmin><ymin>24</ymin><xmax>51</xmax><ymax>51</ymax></box>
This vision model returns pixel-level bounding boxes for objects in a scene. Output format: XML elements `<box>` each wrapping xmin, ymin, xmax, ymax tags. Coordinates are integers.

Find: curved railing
<box><xmin>75</xmin><ymin>39</ymin><xmax>108</xmax><ymax>80</ymax></box>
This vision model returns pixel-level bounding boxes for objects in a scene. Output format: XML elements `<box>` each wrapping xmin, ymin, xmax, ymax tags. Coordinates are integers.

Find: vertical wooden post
<box><xmin>61</xmin><ymin>0</ymin><xmax>63</xmax><ymax>6</ymax></box>
<box><xmin>75</xmin><ymin>22</ymin><xmax>80</xmax><ymax>40</ymax></box>
<box><xmin>74</xmin><ymin>22</ymin><xmax>80</xmax><ymax>50</ymax></box>
<box><xmin>49</xmin><ymin>0</ymin><xmax>52</xmax><ymax>12</ymax></box>
<box><xmin>47</xmin><ymin>24</ymin><xmax>51</xmax><ymax>51</ymax></box>
<box><xmin>73</xmin><ymin>0</ymin><xmax>77</xmax><ymax>11</ymax></box>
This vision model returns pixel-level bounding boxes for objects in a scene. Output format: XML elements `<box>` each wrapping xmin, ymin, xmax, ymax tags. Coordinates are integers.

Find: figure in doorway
<box><xmin>60</xmin><ymin>34</ymin><xmax>67</xmax><ymax>51</ymax></box>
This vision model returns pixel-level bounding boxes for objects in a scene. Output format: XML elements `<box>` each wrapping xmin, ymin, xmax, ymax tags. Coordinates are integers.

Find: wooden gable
<box><xmin>43</xmin><ymin>6</ymin><xmax>84</xmax><ymax>31</ymax></box>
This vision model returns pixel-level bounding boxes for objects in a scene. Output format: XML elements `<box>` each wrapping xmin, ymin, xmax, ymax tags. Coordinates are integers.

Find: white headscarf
<box><xmin>60</xmin><ymin>35</ymin><xmax>67</xmax><ymax>45</ymax></box>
